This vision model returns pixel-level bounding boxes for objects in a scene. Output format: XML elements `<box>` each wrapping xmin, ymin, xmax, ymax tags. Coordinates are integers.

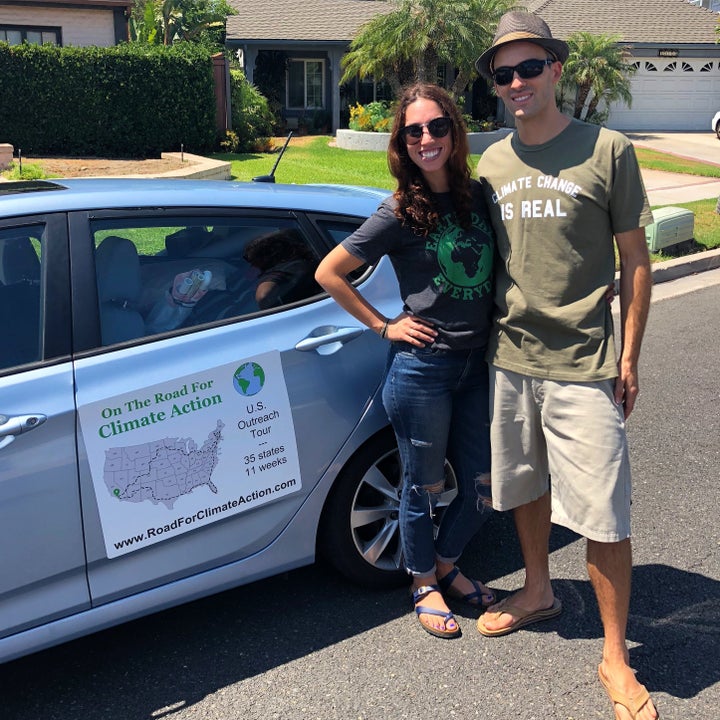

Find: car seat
<box><xmin>95</xmin><ymin>236</ymin><xmax>145</xmax><ymax>345</ymax></box>
<box><xmin>0</xmin><ymin>235</ymin><xmax>40</xmax><ymax>286</ymax></box>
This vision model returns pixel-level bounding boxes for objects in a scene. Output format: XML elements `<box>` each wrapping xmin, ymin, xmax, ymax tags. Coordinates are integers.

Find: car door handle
<box><xmin>0</xmin><ymin>413</ymin><xmax>47</xmax><ymax>450</ymax></box>
<box><xmin>295</xmin><ymin>325</ymin><xmax>365</xmax><ymax>354</ymax></box>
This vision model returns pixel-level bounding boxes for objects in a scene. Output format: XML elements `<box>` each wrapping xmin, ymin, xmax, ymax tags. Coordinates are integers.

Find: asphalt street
<box><xmin>1</xmin><ymin>272</ymin><xmax>719</xmax><ymax>719</ymax></box>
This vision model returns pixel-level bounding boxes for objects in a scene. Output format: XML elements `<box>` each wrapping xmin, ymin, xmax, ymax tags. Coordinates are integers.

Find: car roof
<box><xmin>0</xmin><ymin>178</ymin><xmax>391</xmax><ymax>219</ymax></box>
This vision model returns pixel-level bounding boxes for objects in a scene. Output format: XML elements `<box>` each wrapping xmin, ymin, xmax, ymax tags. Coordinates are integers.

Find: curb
<box><xmin>649</xmin><ymin>246</ymin><xmax>720</xmax><ymax>283</ymax></box>
<box><xmin>614</xmin><ymin>247</ymin><xmax>720</xmax><ymax>287</ymax></box>
<box><xmin>113</xmin><ymin>152</ymin><xmax>231</xmax><ymax>181</ymax></box>
<box><xmin>157</xmin><ymin>152</ymin><xmax>231</xmax><ymax>181</ymax></box>
<box><xmin>0</xmin><ymin>151</ymin><xmax>232</xmax><ymax>182</ymax></box>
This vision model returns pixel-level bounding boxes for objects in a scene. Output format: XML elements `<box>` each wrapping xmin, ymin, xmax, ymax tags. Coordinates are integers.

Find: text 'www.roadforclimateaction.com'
<box><xmin>112</xmin><ymin>477</ymin><xmax>298</xmax><ymax>551</ymax></box>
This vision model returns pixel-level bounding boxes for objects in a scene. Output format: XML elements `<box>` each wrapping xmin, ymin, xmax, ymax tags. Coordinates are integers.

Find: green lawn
<box><xmin>634</xmin><ymin>147</ymin><xmax>720</xmax><ymax>178</ymax></box>
<box><xmin>215</xmin><ymin>135</ymin><xmax>720</xmax><ymax>185</ymax></box>
<box><xmin>212</xmin><ymin>135</ymin><xmax>720</xmax><ymax>259</ymax></box>
<box><xmin>4</xmin><ymin>135</ymin><xmax>717</xmax><ymax>260</ymax></box>
<box><xmin>214</xmin><ymin>136</ymin><xmax>398</xmax><ymax>188</ymax></box>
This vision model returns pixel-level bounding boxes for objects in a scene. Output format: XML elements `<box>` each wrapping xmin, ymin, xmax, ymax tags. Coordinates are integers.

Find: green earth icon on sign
<box><xmin>233</xmin><ymin>362</ymin><xmax>266</xmax><ymax>396</ymax></box>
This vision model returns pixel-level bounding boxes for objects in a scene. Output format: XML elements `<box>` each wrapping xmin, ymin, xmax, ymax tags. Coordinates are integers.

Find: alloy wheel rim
<box><xmin>349</xmin><ymin>447</ymin><xmax>458</xmax><ymax>573</ymax></box>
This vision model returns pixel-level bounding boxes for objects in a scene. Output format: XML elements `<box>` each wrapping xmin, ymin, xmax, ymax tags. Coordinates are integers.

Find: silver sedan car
<box><xmin>0</xmin><ymin>178</ymin><xmax>458</xmax><ymax>663</ymax></box>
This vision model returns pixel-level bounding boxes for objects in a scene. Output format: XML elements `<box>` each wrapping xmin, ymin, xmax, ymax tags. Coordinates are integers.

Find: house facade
<box><xmin>0</xmin><ymin>0</ymin><xmax>131</xmax><ymax>47</ymax></box>
<box><xmin>226</xmin><ymin>0</ymin><xmax>720</xmax><ymax>133</ymax></box>
<box><xmin>525</xmin><ymin>0</ymin><xmax>720</xmax><ymax>131</ymax></box>
<box><xmin>225</xmin><ymin>0</ymin><xmax>394</xmax><ymax>133</ymax></box>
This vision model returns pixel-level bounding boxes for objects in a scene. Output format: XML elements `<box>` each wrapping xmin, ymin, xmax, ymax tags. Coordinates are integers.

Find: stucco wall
<box><xmin>0</xmin><ymin>7</ymin><xmax>117</xmax><ymax>46</ymax></box>
<box><xmin>335</xmin><ymin>128</ymin><xmax>514</xmax><ymax>154</ymax></box>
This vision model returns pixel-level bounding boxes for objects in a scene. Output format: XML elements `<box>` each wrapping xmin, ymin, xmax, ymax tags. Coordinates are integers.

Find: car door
<box><xmin>68</xmin><ymin>207</ymin><xmax>398</xmax><ymax>606</ymax></box>
<box><xmin>0</xmin><ymin>215</ymin><xmax>90</xmax><ymax>642</ymax></box>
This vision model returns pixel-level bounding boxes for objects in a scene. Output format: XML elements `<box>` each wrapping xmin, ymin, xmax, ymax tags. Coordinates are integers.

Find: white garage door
<box><xmin>606</xmin><ymin>57</ymin><xmax>720</xmax><ymax>131</ymax></box>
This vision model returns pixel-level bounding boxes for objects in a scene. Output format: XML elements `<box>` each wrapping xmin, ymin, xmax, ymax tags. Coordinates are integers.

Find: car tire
<box><xmin>318</xmin><ymin>428</ymin><xmax>458</xmax><ymax>589</ymax></box>
<box><xmin>716</xmin><ymin>122</ymin><xmax>720</xmax><ymax>140</ymax></box>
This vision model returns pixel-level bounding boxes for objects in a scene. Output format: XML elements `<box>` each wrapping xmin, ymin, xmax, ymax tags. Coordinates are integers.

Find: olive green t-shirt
<box><xmin>478</xmin><ymin>119</ymin><xmax>653</xmax><ymax>381</ymax></box>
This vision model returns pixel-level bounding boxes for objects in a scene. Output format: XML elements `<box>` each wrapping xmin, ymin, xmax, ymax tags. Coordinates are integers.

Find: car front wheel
<box><xmin>716</xmin><ymin>122</ymin><xmax>720</xmax><ymax>140</ymax></box>
<box><xmin>318</xmin><ymin>429</ymin><xmax>458</xmax><ymax>588</ymax></box>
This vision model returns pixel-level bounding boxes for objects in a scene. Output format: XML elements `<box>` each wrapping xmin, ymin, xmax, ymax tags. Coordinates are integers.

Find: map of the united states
<box><xmin>103</xmin><ymin>420</ymin><xmax>224</xmax><ymax>509</ymax></box>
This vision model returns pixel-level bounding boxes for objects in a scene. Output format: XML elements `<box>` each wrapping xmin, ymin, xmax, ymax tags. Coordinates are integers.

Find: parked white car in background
<box><xmin>712</xmin><ymin>110</ymin><xmax>720</xmax><ymax>139</ymax></box>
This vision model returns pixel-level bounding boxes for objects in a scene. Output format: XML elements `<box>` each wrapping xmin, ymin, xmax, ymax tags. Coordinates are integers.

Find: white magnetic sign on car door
<box><xmin>78</xmin><ymin>351</ymin><xmax>302</xmax><ymax>558</ymax></box>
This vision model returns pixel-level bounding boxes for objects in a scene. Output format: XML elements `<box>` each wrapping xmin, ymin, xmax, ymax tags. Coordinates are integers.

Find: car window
<box><xmin>91</xmin><ymin>217</ymin><xmax>325</xmax><ymax>345</ymax></box>
<box><xmin>311</xmin><ymin>216</ymin><xmax>370</xmax><ymax>281</ymax></box>
<box><xmin>0</xmin><ymin>225</ymin><xmax>43</xmax><ymax>370</ymax></box>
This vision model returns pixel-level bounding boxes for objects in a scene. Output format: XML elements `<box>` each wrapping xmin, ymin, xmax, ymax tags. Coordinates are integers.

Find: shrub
<box><xmin>1</xmin><ymin>161</ymin><xmax>49</xmax><ymax>180</ymax></box>
<box><xmin>253</xmin><ymin>50</ymin><xmax>286</xmax><ymax>133</ymax></box>
<box><xmin>348</xmin><ymin>101</ymin><xmax>394</xmax><ymax>133</ymax></box>
<box><xmin>0</xmin><ymin>42</ymin><xmax>216</xmax><ymax>157</ymax></box>
<box><xmin>311</xmin><ymin>109</ymin><xmax>331</xmax><ymax>133</ymax></box>
<box><xmin>229</xmin><ymin>69</ymin><xmax>275</xmax><ymax>152</ymax></box>
<box><xmin>219</xmin><ymin>130</ymin><xmax>240</xmax><ymax>154</ymax></box>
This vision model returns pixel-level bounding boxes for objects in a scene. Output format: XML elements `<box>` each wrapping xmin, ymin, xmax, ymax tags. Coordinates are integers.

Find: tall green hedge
<box><xmin>0</xmin><ymin>42</ymin><xmax>216</xmax><ymax>157</ymax></box>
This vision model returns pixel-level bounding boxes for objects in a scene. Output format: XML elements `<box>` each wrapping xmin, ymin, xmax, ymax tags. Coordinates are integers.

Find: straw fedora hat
<box><xmin>476</xmin><ymin>11</ymin><xmax>569</xmax><ymax>80</ymax></box>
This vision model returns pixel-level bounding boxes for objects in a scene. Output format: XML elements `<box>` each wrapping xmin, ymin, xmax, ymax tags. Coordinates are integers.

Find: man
<box><xmin>474</xmin><ymin>11</ymin><xmax>658</xmax><ymax>720</ymax></box>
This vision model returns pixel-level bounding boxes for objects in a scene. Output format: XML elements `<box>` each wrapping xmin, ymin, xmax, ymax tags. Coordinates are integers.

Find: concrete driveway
<box><xmin>625</xmin><ymin>130</ymin><xmax>720</xmax><ymax>166</ymax></box>
<box><xmin>625</xmin><ymin>131</ymin><xmax>720</xmax><ymax>205</ymax></box>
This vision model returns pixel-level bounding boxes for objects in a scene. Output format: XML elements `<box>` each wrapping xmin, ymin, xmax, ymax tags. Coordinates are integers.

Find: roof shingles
<box><xmin>227</xmin><ymin>0</ymin><xmax>718</xmax><ymax>45</ymax></box>
<box><xmin>226</xmin><ymin>0</ymin><xmax>394</xmax><ymax>43</ymax></box>
<box><xmin>526</xmin><ymin>0</ymin><xmax>718</xmax><ymax>44</ymax></box>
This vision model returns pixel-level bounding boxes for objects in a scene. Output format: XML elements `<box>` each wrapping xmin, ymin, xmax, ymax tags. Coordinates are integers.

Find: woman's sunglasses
<box><xmin>492</xmin><ymin>58</ymin><xmax>554</xmax><ymax>86</ymax></box>
<box><xmin>399</xmin><ymin>116</ymin><xmax>452</xmax><ymax>145</ymax></box>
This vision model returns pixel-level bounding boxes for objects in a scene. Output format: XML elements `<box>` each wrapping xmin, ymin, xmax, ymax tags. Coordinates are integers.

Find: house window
<box><xmin>644</xmin><ymin>62</ymin><xmax>657</xmax><ymax>72</ymax></box>
<box><xmin>0</xmin><ymin>25</ymin><xmax>60</xmax><ymax>46</ymax></box>
<box><xmin>700</xmin><ymin>62</ymin><xmax>713</xmax><ymax>72</ymax></box>
<box><xmin>287</xmin><ymin>59</ymin><xmax>325</xmax><ymax>109</ymax></box>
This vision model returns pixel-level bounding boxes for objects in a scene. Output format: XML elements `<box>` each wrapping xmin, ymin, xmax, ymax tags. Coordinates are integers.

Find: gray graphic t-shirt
<box><xmin>342</xmin><ymin>181</ymin><xmax>494</xmax><ymax>350</ymax></box>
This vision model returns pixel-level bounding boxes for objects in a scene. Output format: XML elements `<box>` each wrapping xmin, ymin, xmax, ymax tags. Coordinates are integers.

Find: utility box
<box><xmin>644</xmin><ymin>206</ymin><xmax>695</xmax><ymax>252</ymax></box>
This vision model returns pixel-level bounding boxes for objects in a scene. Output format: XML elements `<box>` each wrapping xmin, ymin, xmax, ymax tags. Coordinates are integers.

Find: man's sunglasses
<box><xmin>399</xmin><ymin>116</ymin><xmax>452</xmax><ymax>144</ymax></box>
<box><xmin>492</xmin><ymin>58</ymin><xmax>554</xmax><ymax>86</ymax></box>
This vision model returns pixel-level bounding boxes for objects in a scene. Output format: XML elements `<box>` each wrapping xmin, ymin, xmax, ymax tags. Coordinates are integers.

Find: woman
<box><xmin>315</xmin><ymin>84</ymin><xmax>496</xmax><ymax>639</ymax></box>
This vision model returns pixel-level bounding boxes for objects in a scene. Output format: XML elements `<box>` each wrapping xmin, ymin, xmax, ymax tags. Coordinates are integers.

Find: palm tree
<box><xmin>341</xmin><ymin>0</ymin><xmax>518</xmax><ymax>100</ymax></box>
<box><xmin>560</xmin><ymin>31</ymin><xmax>635</xmax><ymax>124</ymax></box>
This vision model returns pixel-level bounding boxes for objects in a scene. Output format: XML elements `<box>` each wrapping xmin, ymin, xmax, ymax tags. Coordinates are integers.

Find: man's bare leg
<box><xmin>588</xmin><ymin>538</ymin><xmax>658</xmax><ymax>720</ymax></box>
<box><xmin>480</xmin><ymin>491</ymin><xmax>556</xmax><ymax>631</ymax></box>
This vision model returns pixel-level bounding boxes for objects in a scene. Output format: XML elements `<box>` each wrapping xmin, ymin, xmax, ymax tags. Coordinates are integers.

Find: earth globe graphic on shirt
<box><xmin>437</xmin><ymin>235</ymin><xmax>492</xmax><ymax>289</ymax></box>
<box><xmin>233</xmin><ymin>362</ymin><xmax>266</xmax><ymax>396</ymax></box>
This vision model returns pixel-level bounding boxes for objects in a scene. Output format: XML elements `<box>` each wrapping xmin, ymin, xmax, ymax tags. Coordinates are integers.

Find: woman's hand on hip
<box><xmin>386</xmin><ymin>313</ymin><xmax>437</xmax><ymax>346</ymax></box>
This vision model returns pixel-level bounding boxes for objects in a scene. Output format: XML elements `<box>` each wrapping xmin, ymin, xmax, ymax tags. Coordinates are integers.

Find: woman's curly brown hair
<box><xmin>387</xmin><ymin>83</ymin><xmax>473</xmax><ymax>235</ymax></box>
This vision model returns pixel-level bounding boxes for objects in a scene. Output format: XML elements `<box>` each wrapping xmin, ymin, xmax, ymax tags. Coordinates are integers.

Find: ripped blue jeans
<box><xmin>382</xmin><ymin>342</ymin><xmax>492</xmax><ymax>576</ymax></box>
